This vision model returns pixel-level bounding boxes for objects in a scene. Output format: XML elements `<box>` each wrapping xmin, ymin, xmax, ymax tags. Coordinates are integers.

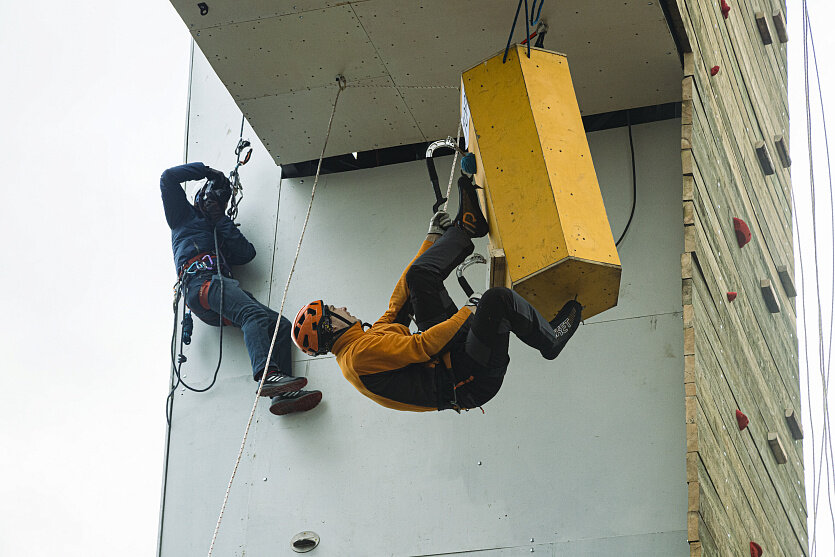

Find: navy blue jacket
<box><xmin>160</xmin><ymin>162</ymin><xmax>256</xmax><ymax>274</ymax></box>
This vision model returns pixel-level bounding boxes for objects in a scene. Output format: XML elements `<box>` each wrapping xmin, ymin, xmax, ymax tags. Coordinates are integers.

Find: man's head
<box><xmin>292</xmin><ymin>301</ymin><xmax>359</xmax><ymax>356</ymax></box>
<box><xmin>194</xmin><ymin>173</ymin><xmax>232</xmax><ymax>218</ymax></box>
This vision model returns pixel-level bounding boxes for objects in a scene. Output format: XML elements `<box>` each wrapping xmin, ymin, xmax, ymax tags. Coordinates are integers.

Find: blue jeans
<box><xmin>184</xmin><ymin>273</ymin><xmax>293</xmax><ymax>379</ymax></box>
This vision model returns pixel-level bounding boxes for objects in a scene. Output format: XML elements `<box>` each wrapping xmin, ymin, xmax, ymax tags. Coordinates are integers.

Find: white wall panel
<box><xmin>161</xmin><ymin>44</ymin><xmax>686</xmax><ymax>556</ymax></box>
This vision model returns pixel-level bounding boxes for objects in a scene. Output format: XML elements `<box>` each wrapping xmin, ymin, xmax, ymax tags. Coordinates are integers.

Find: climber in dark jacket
<box><xmin>161</xmin><ymin>162</ymin><xmax>321</xmax><ymax>416</ymax></box>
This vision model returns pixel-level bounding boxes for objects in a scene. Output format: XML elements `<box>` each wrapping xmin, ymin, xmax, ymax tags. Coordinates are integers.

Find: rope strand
<box><xmin>207</xmin><ymin>76</ymin><xmax>346</xmax><ymax>557</ymax></box>
<box><xmin>442</xmin><ymin>121</ymin><xmax>463</xmax><ymax>212</ymax></box>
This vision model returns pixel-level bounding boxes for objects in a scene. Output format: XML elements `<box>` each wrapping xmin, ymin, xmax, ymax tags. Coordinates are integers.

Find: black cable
<box><xmin>615</xmin><ymin>111</ymin><xmax>637</xmax><ymax>247</ymax></box>
<box><xmin>165</xmin><ymin>226</ymin><xmax>228</xmax><ymax>424</ymax></box>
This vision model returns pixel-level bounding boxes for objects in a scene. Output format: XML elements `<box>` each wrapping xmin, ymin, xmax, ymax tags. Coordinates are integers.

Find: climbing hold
<box><xmin>198</xmin><ymin>2</ymin><xmax>209</xmax><ymax>16</ymax></box>
<box><xmin>755</xmin><ymin>12</ymin><xmax>773</xmax><ymax>45</ymax></box>
<box><xmin>736</xmin><ymin>409</ymin><xmax>749</xmax><ymax>430</ymax></box>
<box><xmin>710</xmin><ymin>65</ymin><xmax>720</xmax><ymax>76</ymax></box>
<box><xmin>727</xmin><ymin>292</ymin><xmax>737</xmax><ymax>302</ymax></box>
<box><xmin>733</xmin><ymin>217</ymin><xmax>751</xmax><ymax>248</ymax></box>
<box><xmin>720</xmin><ymin>0</ymin><xmax>731</xmax><ymax>19</ymax></box>
<box><xmin>750</xmin><ymin>541</ymin><xmax>763</xmax><ymax>557</ymax></box>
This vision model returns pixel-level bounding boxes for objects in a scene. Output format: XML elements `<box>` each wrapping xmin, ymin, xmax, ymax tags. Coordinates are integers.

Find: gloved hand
<box><xmin>427</xmin><ymin>211</ymin><xmax>452</xmax><ymax>235</ymax></box>
<box><xmin>203</xmin><ymin>197</ymin><xmax>226</xmax><ymax>223</ymax></box>
<box><xmin>461</xmin><ymin>153</ymin><xmax>477</xmax><ymax>177</ymax></box>
<box><xmin>205</xmin><ymin>167</ymin><xmax>226</xmax><ymax>181</ymax></box>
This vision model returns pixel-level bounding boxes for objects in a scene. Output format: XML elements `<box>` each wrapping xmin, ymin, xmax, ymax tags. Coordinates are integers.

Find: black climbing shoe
<box><xmin>269</xmin><ymin>390</ymin><xmax>323</xmax><ymax>416</ymax></box>
<box><xmin>258</xmin><ymin>373</ymin><xmax>308</xmax><ymax>397</ymax></box>
<box><xmin>454</xmin><ymin>175</ymin><xmax>489</xmax><ymax>238</ymax></box>
<box><xmin>542</xmin><ymin>300</ymin><xmax>583</xmax><ymax>360</ymax></box>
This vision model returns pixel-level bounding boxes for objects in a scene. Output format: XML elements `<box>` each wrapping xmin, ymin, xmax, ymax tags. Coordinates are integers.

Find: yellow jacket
<box><xmin>331</xmin><ymin>240</ymin><xmax>472</xmax><ymax>411</ymax></box>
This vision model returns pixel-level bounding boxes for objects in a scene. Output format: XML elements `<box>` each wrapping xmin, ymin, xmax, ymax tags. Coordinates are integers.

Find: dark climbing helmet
<box><xmin>292</xmin><ymin>300</ymin><xmax>338</xmax><ymax>356</ymax></box>
<box><xmin>194</xmin><ymin>172</ymin><xmax>232</xmax><ymax>215</ymax></box>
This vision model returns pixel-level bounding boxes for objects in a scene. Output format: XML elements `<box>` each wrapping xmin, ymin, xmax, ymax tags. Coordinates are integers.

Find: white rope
<box><xmin>207</xmin><ymin>76</ymin><xmax>347</xmax><ymax>557</ymax></box>
<box><xmin>442</xmin><ymin>120</ymin><xmax>464</xmax><ymax>212</ymax></box>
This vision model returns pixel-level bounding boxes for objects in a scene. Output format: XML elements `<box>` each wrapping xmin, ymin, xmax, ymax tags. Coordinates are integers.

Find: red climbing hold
<box><xmin>711</xmin><ymin>65</ymin><xmax>720</xmax><ymax>76</ymax></box>
<box><xmin>733</xmin><ymin>217</ymin><xmax>751</xmax><ymax>247</ymax></box>
<box><xmin>727</xmin><ymin>292</ymin><xmax>737</xmax><ymax>302</ymax></box>
<box><xmin>736</xmin><ymin>409</ymin><xmax>749</xmax><ymax>430</ymax></box>
<box><xmin>750</xmin><ymin>541</ymin><xmax>763</xmax><ymax>557</ymax></box>
<box><xmin>720</xmin><ymin>0</ymin><xmax>731</xmax><ymax>19</ymax></box>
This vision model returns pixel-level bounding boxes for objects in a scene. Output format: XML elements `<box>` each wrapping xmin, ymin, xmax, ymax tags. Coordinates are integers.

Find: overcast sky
<box><xmin>0</xmin><ymin>1</ymin><xmax>832</xmax><ymax>555</ymax></box>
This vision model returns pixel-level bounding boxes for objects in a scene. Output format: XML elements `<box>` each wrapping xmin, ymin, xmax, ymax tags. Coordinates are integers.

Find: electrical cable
<box><xmin>615</xmin><ymin>111</ymin><xmax>637</xmax><ymax>247</ymax></box>
<box><xmin>165</xmin><ymin>226</ymin><xmax>228</xmax><ymax>425</ymax></box>
<box><xmin>800</xmin><ymin>3</ymin><xmax>835</xmax><ymax>552</ymax></box>
<box><xmin>806</xmin><ymin>4</ymin><xmax>835</xmax><ymax>548</ymax></box>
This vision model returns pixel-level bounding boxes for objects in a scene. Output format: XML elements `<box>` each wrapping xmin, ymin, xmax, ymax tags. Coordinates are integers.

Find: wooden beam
<box><xmin>682</xmin><ymin>251</ymin><xmax>694</xmax><ymax>279</ymax></box>
<box><xmin>684</xmin><ymin>201</ymin><xmax>695</xmax><ymax>226</ymax></box>
<box><xmin>774</xmin><ymin>135</ymin><xmax>791</xmax><ymax>168</ymax></box>
<box><xmin>772</xmin><ymin>10</ymin><xmax>789</xmax><ymax>43</ymax></box>
<box><xmin>488</xmin><ymin>247</ymin><xmax>507</xmax><ymax>289</ymax></box>
<box><xmin>777</xmin><ymin>264</ymin><xmax>797</xmax><ymax>298</ymax></box>
<box><xmin>755</xmin><ymin>12</ymin><xmax>773</xmax><ymax>45</ymax></box>
<box><xmin>684</xmin><ymin>51</ymin><xmax>695</xmax><ymax>77</ymax></box>
<box><xmin>754</xmin><ymin>141</ymin><xmax>776</xmax><ymax>176</ymax></box>
<box><xmin>785</xmin><ymin>408</ymin><xmax>804</xmax><ymax>440</ymax></box>
<box><xmin>682</xmin><ymin>124</ymin><xmax>693</xmax><ymax>149</ymax></box>
<box><xmin>768</xmin><ymin>432</ymin><xmax>788</xmax><ymax>464</ymax></box>
<box><xmin>760</xmin><ymin>279</ymin><xmax>781</xmax><ymax>313</ymax></box>
<box><xmin>683</xmin><ymin>175</ymin><xmax>695</xmax><ymax>202</ymax></box>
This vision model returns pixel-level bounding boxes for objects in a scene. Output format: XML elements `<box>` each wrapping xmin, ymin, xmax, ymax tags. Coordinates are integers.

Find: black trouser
<box><xmin>405</xmin><ymin>227</ymin><xmax>563</xmax><ymax>408</ymax></box>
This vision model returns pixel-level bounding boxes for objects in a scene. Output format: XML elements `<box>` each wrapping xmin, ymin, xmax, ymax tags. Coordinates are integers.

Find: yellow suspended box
<box><xmin>461</xmin><ymin>45</ymin><xmax>621</xmax><ymax>319</ymax></box>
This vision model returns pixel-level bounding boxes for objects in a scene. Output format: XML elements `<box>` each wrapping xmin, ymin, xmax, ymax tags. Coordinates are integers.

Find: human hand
<box><xmin>203</xmin><ymin>198</ymin><xmax>226</xmax><ymax>223</ymax></box>
<box><xmin>427</xmin><ymin>211</ymin><xmax>452</xmax><ymax>235</ymax></box>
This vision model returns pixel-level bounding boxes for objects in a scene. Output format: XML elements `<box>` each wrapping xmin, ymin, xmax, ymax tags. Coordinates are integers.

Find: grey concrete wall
<box><xmin>159</xmin><ymin>45</ymin><xmax>688</xmax><ymax>556</ymax></box>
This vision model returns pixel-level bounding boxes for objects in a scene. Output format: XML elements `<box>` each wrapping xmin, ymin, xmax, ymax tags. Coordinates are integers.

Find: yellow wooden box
<box><xmin>461</xmin><ymin>45</ymin><xmax>621</xmax><ymax>320</ymax></box>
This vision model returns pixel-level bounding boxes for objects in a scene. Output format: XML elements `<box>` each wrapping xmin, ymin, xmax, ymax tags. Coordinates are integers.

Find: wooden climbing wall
<box><xmin>669</xmin><ymin>0</ymin><xmax>807</xmax><ymax>555</ymax></box>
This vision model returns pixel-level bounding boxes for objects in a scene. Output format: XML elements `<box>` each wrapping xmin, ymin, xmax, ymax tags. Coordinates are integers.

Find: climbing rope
<box><xmin>442</xmin><ymin>121</ymin><xmax>463</xmax><ymax>213</ymax></box>
<box><xmin>207</xmin><ymin>75</ymin><xmax>347</xmax><ymax>557</ymax></box>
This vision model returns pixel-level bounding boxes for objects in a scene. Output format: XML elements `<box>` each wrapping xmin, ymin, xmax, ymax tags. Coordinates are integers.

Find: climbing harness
<box><xmin>503</xmin><ymin>0</ymin><xmax>546</xmax><ymax>63</ymax></box>
<box><xmin>207</xmin><ymin>74</ymin><xmax>347</xmax><ymax>557</ymax></box>
<box><xmin>426</xmin><ymin>137</ymin><xmax>465</xmax><ymax>213</ymax></box>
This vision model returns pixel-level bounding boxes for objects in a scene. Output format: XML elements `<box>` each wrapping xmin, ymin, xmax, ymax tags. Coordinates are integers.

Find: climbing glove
<box><xmin>203</xmin><ymin>198</ymin><xmax>226</xmax><ymax>223</ymax></box>
<box><xmin>427</xmin><ymin>211</ymin><xmax>452</xmax><ymax>235</ymax></box>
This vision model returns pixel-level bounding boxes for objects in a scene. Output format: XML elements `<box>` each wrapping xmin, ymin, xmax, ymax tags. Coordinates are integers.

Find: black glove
<box><xmin>203</xmin><ymin>198</ymin><xmax>226</xmax><ymax>223</ymax></box>
<box><xmin>205</xmin><ymin>167</ymin><xmax>226</xmax><ymax>181</ymax></box>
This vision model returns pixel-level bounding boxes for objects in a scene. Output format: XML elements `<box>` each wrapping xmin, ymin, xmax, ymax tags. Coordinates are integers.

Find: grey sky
<box><xmin>0</xmin><ymin>1</ymin><xmax>832</xmax><ymax>555</ymax></box>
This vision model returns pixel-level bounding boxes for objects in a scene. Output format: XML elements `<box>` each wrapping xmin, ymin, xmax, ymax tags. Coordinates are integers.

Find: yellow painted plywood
<box><xmin>462</xmin><ymin>45</ymin><xmax>621</xmax><ymax>319</ymax></box>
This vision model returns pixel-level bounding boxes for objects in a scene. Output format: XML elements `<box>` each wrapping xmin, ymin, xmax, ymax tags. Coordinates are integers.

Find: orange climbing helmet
<box><xmin>292</xmin><ymin>300</ymin><xmax>355</xmax><ymax>356</ymax></box>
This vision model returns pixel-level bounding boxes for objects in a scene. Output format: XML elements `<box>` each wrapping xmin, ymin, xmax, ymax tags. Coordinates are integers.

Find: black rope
<box><xmin>615</xmin><ymin>112</ymin><xmax>637</xmax><ymax>247</ymax></box>
<box><xmin>503</xmin><ymin>0</ymin><xmax>546</xmax><ymax>63</ymax></box>
<box><xmin>165</xmin><ymin>226</ymin><xmax>228</xmax><ymax>424</ymax></box>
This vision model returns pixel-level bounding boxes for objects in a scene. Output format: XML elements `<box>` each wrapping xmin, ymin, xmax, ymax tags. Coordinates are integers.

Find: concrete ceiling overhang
<box><xmin>172</xmin><ymin>1</ymin><xmax>682</xmax><ymax>165</ymax></box>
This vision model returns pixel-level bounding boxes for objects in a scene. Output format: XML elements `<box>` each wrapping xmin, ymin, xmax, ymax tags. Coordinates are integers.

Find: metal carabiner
<box><xmin>425</xmin><ymin>137</ymin><xmax>465</xmax><ymax>214</ymax></box>
<box><xmin>235</xmin><ymin>139</ymin><xmax>252</xmax><ymax>166</ymax></box>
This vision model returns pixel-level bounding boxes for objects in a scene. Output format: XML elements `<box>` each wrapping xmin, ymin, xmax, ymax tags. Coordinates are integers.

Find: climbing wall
<box><xmin>668</xmin><ymin>0</ymin><xmax>806</xmax><ymax>555</ymax></box>
<box><xmin>158</xmin><ymin>44</ymin><xmax>690</xmax><ymax>556</ymax></box>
